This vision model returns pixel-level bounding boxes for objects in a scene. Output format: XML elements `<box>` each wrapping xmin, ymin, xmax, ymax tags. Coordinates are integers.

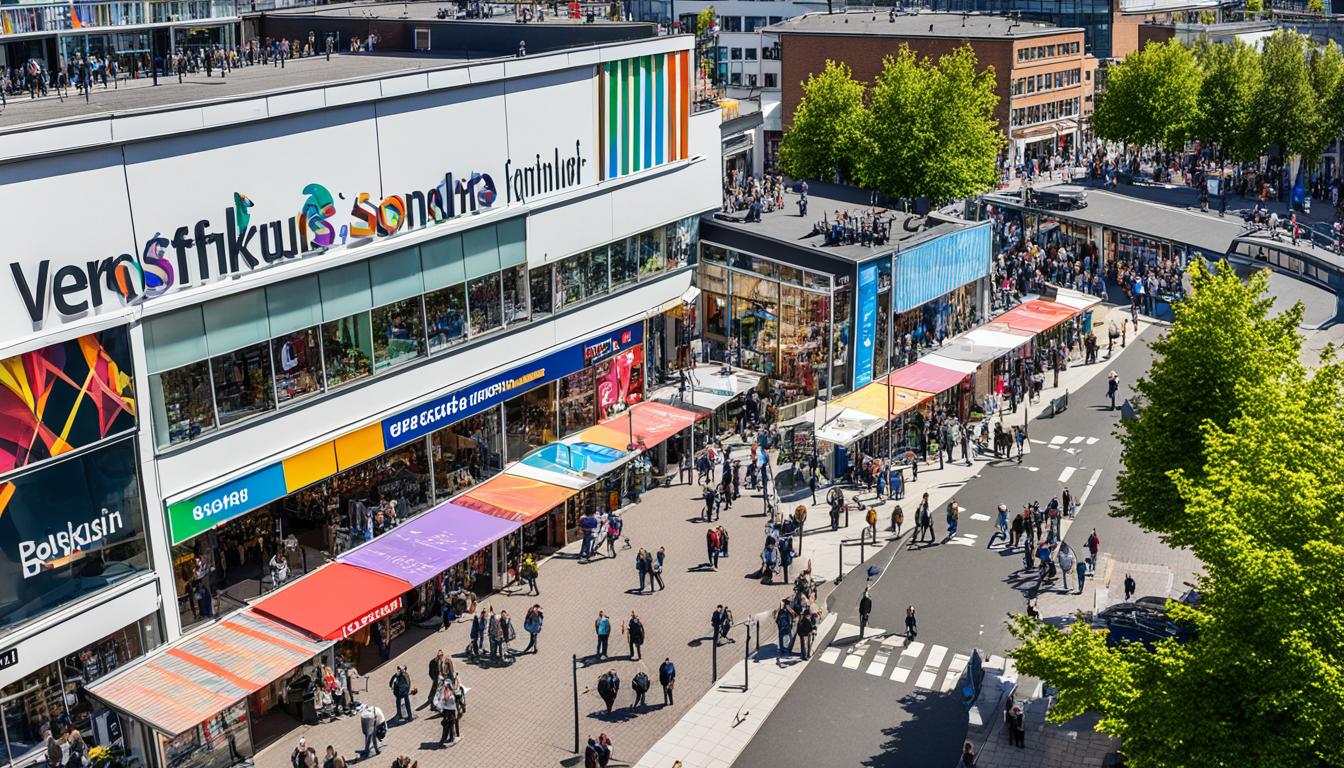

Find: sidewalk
<box><xmin>630</xmin><ymin>310</ymin><xmax>1154</xmax><ymax>768</ymax></box>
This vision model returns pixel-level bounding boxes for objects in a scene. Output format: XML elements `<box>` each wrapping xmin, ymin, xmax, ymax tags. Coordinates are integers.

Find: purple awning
<box><xmin>338</xmin><ymin>502</ymin><xmax>521</xmax><ymax>586</ymax></box>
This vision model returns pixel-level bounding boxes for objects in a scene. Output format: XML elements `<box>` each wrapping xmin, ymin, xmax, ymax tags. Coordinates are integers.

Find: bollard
<box><xmin>711</xmin><ymin>633</ymin><xmax>718</xmax><ymax>680</ymax></box>
<box><xmin>744</xmin><ymin>623</ymin><xmax>751</xmax><ymax>691</ymax></box>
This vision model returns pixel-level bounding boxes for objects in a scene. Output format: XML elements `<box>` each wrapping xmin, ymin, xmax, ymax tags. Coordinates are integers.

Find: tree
<box><xmin>1114</xmin><ymin>262</ymin><xmax>1302</xmax><ymax>547</ymax></box>
<box><xmin>1244</xmin><ymin>0</ymin><xmax>1262</xmax><ymax>16</ymax></box>
<box><xmin>1309</xmin><ymin>0</ymin><xmax>1324</xmax><ymax>13</ymax></box>
<box><xmin>1257</xmin><ymin>29</ymin><xmax>1319</xmax><ymax>158</ymax></box>
<box><xmin>1011</xmin><ymin>263</ymin><xmax>1344</xmax><ymax>768</ymax></box>
<box><xmin>1193</xmin><ymin>39</ymin><xmax>1262</xmax><ymax>163</ymax></box>
<box><xmin>695</xmin><ymin>6</ymin><xmax>715</xmax><ymax>36</ymax></box>
<box><xmin>1305</xmin><ymin>42</ymin><xmax>1344</xmax><ymax>170</ymax></box>
<box><xmin>1093</xmin><ymin>40</ymin><xmax>1202</xmax><ymax>151</ymax></box>
<box><xmin>778</xmin><ymin>60</ymin><xmax>866</xmax><ymax>183</ymax></box>
<box><xmin>856</xmin><ymin>45</ymin><xmax>1003</xmax><ymax>203</ymax></box>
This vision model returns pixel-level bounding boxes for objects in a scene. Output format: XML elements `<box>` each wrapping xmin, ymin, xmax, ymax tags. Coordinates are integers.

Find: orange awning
<box><xmin>456</xmin><ymin>472</ymin><xmax>577</xmax><ymax>523</ymax></box>
<box><xmin>994</xmin><ymin>299</ymin><xmax>1078</xmax><ymax>334</ymax></box>
<box><xmin>579</xmin><ymin>401</ymin><xmax>703</xmax><ymax>451</ymax></box>
<box><xmin>831</xmin><ymin>382</ymin><xmax>932</xmax><ymax>421</ymax></box>
<box><xmin>253</xmin><ymin>563</ymin><xmax>412</xmax><ymax>641</ymax></box>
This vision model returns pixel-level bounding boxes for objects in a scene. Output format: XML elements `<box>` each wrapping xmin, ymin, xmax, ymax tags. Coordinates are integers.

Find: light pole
<box><xmin>571</xmin><ymin>654</ymin><xmax>580</xmax><ymax>753</ymax></box>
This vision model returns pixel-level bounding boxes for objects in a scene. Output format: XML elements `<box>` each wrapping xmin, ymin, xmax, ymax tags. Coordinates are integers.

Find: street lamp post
<box><xmin>571</xmin><ymin>654</ymin><xmax>580</xmax><ymax>753</ymax></box>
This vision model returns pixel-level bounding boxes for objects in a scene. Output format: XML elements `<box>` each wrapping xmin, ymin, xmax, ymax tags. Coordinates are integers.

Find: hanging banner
<box><xmin>854</xmin><ymin>261</ymin><xmax>879</xmax><ymax>389</ymax></box>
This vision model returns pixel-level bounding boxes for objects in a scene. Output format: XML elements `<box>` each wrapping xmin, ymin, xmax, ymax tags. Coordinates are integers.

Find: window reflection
<box><xmin>502</xmin><ymin>265</ymin><xmax>530</xmax><ymax>325</ymax></box>
<box><xmin>468</xmin><ymin>274</ymin><xmax>503</xmax><ymax>336</ymax></box>
<box><xmin>432</xmin><ymin>409</ymin><xmax>503</xmax><ymax>498</ymax></box>
<box><xmin>154</xmin><ymin>362</ymin><xmax>216</xmax><ymax>446</ymax></box>
<box><xmin>322</xmin><ymin>312</ymin><xmax>373</xmax><ymax>387</ymax></box>
<box><xmin>372</xmin><ymin>299</ymin><xmax>426</xmax><ymax>371</ymax></box>
<box><xmin>272</xmin><ymin>327</ymin><xmax>324</xmax><ymax>405</ymax></box>
<box><xmin>505</xmin><ymin>382</ymin><xmax>556</xmax><ymax>461</ymax></box>
<box><xmin>557</xmin><ymin>368</ymin><xmax>594</xmax><ymax>436</ymax></box>
<box><xmin>211</xmin><ymin>343</ymin><xmax>274</xmax><ymax>426</ymax></box>
<box><xmin>610</xmin><ymin>237</ymin><xmax>638</xmax><ymax>288</ymax></box>
<box><xmin>638</xmin><ymin>229</ymin><xmax>665</xmax><ymax>278</ymax></box>
<box><xmin>425</xmin><ymin>285</ymin><xmax>468</xmax><ymax>352</ymax></box>
<box><xmin>529</xmin><ymin>266</ymin><xmax>553</xmax><ymax>318</ymax></box>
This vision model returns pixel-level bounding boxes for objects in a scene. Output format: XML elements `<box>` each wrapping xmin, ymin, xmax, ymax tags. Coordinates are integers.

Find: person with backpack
<box><xmin>358</xmin><ymin>703</ymin><xmax>385</xmax><ymax>757</ymax></box>
<box><xmin>631</xmin><ymin>669</ymin><xmax>651</xmax><ymax>708</ymax></box>
<box><xmin>594</xmin><ymin>610</ymin><xmax>612</xmax><ymax>659</ymax></box>
<box><xmin>797</xmin><ymin>608</ymin><xmax>815</xmax><ymax>660</ymax></box>
<box><xmin>891</xmin><ymin>504</ymin><xmax>905</xmax><ymax>536</ymax></box>
<box><xmin>866</xmin><ymin>506</ymin><xmax>878</xmax><ymax>542</ymax></box>
<box><xmin>596</xmin><ymin>670</ymin><xmax>620</xmax><ymax>713</ymax></box>
<box><xmin>706</xmin><ymin>527</ymin><xmax>721</xmax><ymax>570</ymax></box>
<box><xmin>520</xmin><ymin>554</ymin><xmax>539</xmax><ymax>595</ymax></box>
<box><xmin>1086</xmin><ymin>528</ymin><xmax>1100</xmax><ymax>572</ymax></box>
<box><xmin>650</xmin><ymin>547</ymin><xmax>666</xmax><ymax>591</ymax></box>
<box><xmin>522</xmin><ymin>605</ymin><xmax>544</xmax><ymax>654</ymax></box>
<box><xmin>468</xmin><ymin>609</ymin><xmax>484</xmax><ymax>659</ymax></box>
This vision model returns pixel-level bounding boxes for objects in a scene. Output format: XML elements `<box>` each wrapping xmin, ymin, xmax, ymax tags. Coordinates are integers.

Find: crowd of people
<box><xmin>722</xmin><ymin>170</ymin><xmax>788</xmax><ymax>221</ymax></box>
<box><xmin>809</xmin><ymin>208</ymin><xmax>893</xmax><ymax>248</ymax></box>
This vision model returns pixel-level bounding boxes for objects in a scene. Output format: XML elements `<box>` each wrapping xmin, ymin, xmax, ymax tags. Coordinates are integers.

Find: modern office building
<box><xmin>0</xmin><ymin>16</ymin><xmax>718</xmax><ymax>767</ymax></box>
<box><xmin>673</xmin><ymin>0</ymin><xmax>828</xmax><ymax>94</ymax></box>
<box><xmin>768</xmin><ymin>11</ymin><xmax>1096</xmax><ymax>166</ymax></box>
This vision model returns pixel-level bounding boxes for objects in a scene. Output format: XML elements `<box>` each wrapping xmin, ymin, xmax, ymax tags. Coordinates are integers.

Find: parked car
<box><xmin>1091</xmin><ymin>601</ymin><xmax>1190</xmax><ymax>650</ymax></box>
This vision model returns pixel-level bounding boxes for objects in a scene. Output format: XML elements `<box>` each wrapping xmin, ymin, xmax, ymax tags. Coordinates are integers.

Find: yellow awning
<box><xmin>831</xmin><ymin>382</ymin><xmax>932</xmax><ymax>421</ymax></box>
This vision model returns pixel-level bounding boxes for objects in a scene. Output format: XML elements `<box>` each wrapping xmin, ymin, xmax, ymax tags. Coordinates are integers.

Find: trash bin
<box><xmin>285</xmin><ymin>675</ymin><xmax>312</xmax><ymax>719</ymax></box>
<box><xmin>300</xmin><ymin>688</ymin><xmax>320</xmax><ymax>726</ymax></box>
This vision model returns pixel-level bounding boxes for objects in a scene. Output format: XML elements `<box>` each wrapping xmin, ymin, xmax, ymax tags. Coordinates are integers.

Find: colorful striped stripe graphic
<box><xmin>599</xmin><ymin>51</ymin><xmax>690</xmax><ymax>180</ymax></box>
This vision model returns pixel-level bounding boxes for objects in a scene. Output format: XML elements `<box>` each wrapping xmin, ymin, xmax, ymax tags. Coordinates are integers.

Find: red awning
<box><xmin>884</xmin><ymin>361</ymin><xmax>970</xmax><ymax>395</ymax></box>
<box><xmin>84</xmin><ymin>610</ymin><xmax>332</xmax><ymax>735</ymax></box>
<box><xmin>994</xmin><ymin>299</ymin><xmax>1078</xmax><ymax>334</ymax></box>
<box><xmin>622</xmin><ymin>401</ymin><xmax>703</xmax><ymax>447</ymax></box>
<box><xmin>253</xmin><ymin>563</ymin><xmax>411</xmax><ymax>640</ymax></box>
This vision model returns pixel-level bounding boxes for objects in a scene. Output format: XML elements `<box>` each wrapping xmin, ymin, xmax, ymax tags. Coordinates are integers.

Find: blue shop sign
<box><xmin>382</xmin><ymin>323</ymin><xmax>644</xmax><ymax>449</ymax></box>
<box><xmin>854</xmin><ymin>261</ymin><xmax>879</xmax><ymax>388</ymax></box>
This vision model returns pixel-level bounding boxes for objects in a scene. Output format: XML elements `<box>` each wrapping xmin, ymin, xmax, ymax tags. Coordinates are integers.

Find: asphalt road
<box><xmin>732</xmin><ymin>327</ymin><xmax>1200</xmax><ymax>768</ymax></box>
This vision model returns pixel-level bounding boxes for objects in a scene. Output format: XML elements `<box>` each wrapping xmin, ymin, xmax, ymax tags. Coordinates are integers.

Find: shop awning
<box><xmin>579</xmin><ymin>401</ymin><xmax>702</xmax><ymax>452</ymax></box>
<box><xmin>919</xmin><ymin>354</ymin><xmax>981</xmax><ymax>374</ymax></box>
<box><xmin>85</xmin><ymin>609</ymin><xmax>333</xmax><ymax>736</ymax></box>
<box><xmin>885</xmin><ymin>361</ymin><xmax>969</xmax><ymax>395</ymax></box>
<box><xmin>993</xmin><ymin>299</ymin><xmax>1079</xmax><ymax>334</ymax></box>
<box><xmin>506</xmin><ymin>440</ymin><xmax>634</xmax><ymax>489</ymax></box>
<box><xmin>814</xmin><ymin>408</ymin><xmax>886</xmax><ymax>446</ymax></box>
<box><xmin>1051</xmin><ymin>287</ymin><xmax>1103</xmax><ymax>312</ymax></box>
<box><xmin>455</xmin><ymin>472</ymin><xmax>577</xmax><ymax>523</ymax></box>
<box><xmin>339</xmin><ymin>502</ymin><xmax>520</xmax><ymax>586</ymax></box>
<box><xmin>253</xmin><ymin>563</ymin><xmax>412</xmax><ymax>641</ymax></box>
<box><xmin>962</xmin><ymin>326</ymin><xmax>1035</xmax><ymax>351</ymax></box>
<box><xmin>830</xmin><ymin>381</ymin><xmax>931</xmax><ymax>421</ymax></box>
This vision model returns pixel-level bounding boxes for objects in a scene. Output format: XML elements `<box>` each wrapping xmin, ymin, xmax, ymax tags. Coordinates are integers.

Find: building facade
<box><xmin>0</xmin><ymin>33</ymin><xmax>718</xmax><ymax>768</ymax></box>
<box><xmin>771</xmin><ymin>11</ymin><xmax>1094</xmax><ymax>167</ymax></box>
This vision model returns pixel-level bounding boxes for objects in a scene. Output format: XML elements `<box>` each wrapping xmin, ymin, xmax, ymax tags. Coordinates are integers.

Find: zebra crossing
<box><xmin>815</xmin><ymin>624</ymin><xmax>1002</xmax><ymax>693</ymax></box>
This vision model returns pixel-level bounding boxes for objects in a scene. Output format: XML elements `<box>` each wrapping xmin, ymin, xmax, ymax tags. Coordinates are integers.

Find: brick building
<box><xmin>769</xmin><ymin>11</ymin><xmax>1096</xmax><ymax>168</ymax></box>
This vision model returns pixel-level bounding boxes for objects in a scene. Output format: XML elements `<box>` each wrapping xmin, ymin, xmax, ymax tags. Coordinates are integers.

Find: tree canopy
<box><xmin>1093</xmin><ymin>40</ymin><xmax>1202</xmax><ymax>150</ymax></box>
<box><xmin>777</xmin><ymin>60</ymin><xmax>866</xmax><ymax>184</ymax></box>
<box><xmin>1010</xmin><ymin>263</ymin><xmax>1344</xmax><ymax>768</ymax></box>
<box><xmin>1258</xmin><ymin>29</ymin><xmax>1320</xmax><ymax>158</ymax></box>
<box><xmin>780</xmin><ymin>45</ymin><xmax>1002</xmax><ymax>203</ymax></box>
<box><xmin>1192</xmin><ymin>39</ymin><xmax>1262</xmax><ymax>163</ymax></box>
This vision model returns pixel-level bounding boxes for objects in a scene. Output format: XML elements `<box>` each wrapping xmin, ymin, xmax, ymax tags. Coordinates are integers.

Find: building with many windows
<box><xmin>768</xmin><ymin>11</ymin><xmax>1096</xmax><ymax>167</ymax></box>
<box><xmin>0</xmin><ymin>21</ymin><xmax>717</xmax><ymax>768</ymax></box>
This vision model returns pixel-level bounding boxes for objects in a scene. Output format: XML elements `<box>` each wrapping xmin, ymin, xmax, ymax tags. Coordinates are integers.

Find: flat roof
<box><xmin>709</xmin><ymin>189</ymin><xmax>974</xmax><ymax>263</ymax></box>
<box><xmin>0</xmin><ymin>52</ymin><xmax>458</xmax><ymax>131</ymax></box>
<box><xmin>986</xmin><ymin>186</ymin><xmax>1243</xmax><ymax>256</ymax></box>
<box><xmin>271</xmin><ymin>0</ymin><xmax>648</xmax><ymax>25</ymax></box>
<box><xmin>766</xmin><ymin>10</ymin><xmax>1082</xmax><ymax>39</ymax></box>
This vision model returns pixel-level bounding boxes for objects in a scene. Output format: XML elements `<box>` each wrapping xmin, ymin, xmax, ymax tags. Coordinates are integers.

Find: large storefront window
<box><xmin>425</xmin><ymin>284</ymin><xmax>468</xmax><ymax>352</ymax></box>
<box><xmin>832</xmin><ymin>282</ymin><xmax>852</xmax><ymax>396</ymax></box>
<box><xmin>610</xmin><ymin>237</ymin><xmax>638</xmax><ymax>289</ymax></box>
<box><xmin>468</xmin><ymin>274</ymin><xmax>504</xmax><ymax>337</ymax></box>
<box><xmin>637</xmin><ymin>228</ymin><xmax>665</xmax><ymax>278</ymax></box>
<box><xmin>529</xmin><ymin>266</ymin><xmax>553</xmax><ymax>319</ymax></box>
<box><xmin>732</xmin><ymin>273</ymin><xmax>780</xmax><ymax>376</ymax></box>
<box><xmin>667</xmin><ymin>217</ymin><xmax>700</xmax><ymax>268</ymax></box>
<box><xmin>322</xmin><ymin>313</ymin><xmax>374</xmax><ymax>388</ymax></box>
<box><xmin>0</xmin><ymin>438</ymin><xmax>149</xmax><ymax>630</ymax></box>
<box><xmin>557</xmin><ymin>368</ymin><xmax>595</xmax><ymax>436</ymax></box>
<box><xmin>0</xmin><ymin>621</ymin><xmax>149</xmax><ymax>766</ymax></box>
<box><xmin>503</xmin><ymin>264</ymin><xmax>530</xmax><ymax>325</ymax></box>
<box><xmin>875</xmin><ymin>288</ymin><xmax>891</xmax><ymax>379</ymax></box>
<box><xmin>504</xmin><ymin>382</ymin><xmax>556</xmax><ymax>462</ymax></box>
<box><xmin>893</xmin><ymin>282</ymin><xmax>980</xmax><ymax>364</ymax></box>
<box><xmin>272</xmin><ymin>327</ymin><xmax>324</xmax><ymax>405</ymax></box>
<box><xmin>779</xmin><ymin>286</ymin><xmax>828</xmax><ymax>398</ymax></box>
<box><xmin>372</xmin><ymin>298</ymin><xmax>426</xmax><ymax>371</ymax></box>
<box><xmin>155</xmin><ymin>362</ymin><xmax>216</xmax><ymax>446</ymax></box>
<box><xmin>431</xmin><ymin>408</ymin><xmax>503</xmax><ymax>499</ymax></box>
<box><xmin>211</xmin><ymin>343</ymin><xmax>274</xmax><ymax>426</ymax></box>
<box><xmin>594</xmin><ymin>345</ymin><xmax>644</xmax><ymax>421</ymax></box>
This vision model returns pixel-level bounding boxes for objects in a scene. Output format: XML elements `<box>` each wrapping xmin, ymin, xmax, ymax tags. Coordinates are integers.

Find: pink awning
<box><xmin>884</xmin><ymin>361</ymin><xmax>969</xmax><ymax>395</ymax></box>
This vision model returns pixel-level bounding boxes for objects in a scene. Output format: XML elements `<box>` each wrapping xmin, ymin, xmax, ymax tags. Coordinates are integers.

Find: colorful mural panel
<box><xmin>599</xmin><ymin>52</ymin><xmax>691</xmax><ymax>180</ymax></box>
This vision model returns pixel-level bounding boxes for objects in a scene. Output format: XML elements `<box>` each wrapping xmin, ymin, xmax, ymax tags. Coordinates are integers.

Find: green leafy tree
<box><xmin>1245</xmin><ymin>0</ymin><xmax>1263</xmax><ymax>15</ymax></box>
<box><xmin>1305</xmin><ymin>42</ymin><xmax>1344</xmax><ymax>169</ymax></box>
<box><xmin>696</xmin><ymin>6</ymin><xmax>715</xmax><ymax>36</ymax></box>
<box><xmin>1193</xmin><ymin>39</ymin><xmax>1262</xmax><ymax>163</ymax></box>
<box><xmin>1257</xmin><ymin>29</ymin><xmax>1319</xmax><ymax>157</ymax></box>
<box><xmin>1310</xmin><ymin>0</ymin><xmax>1324</xmax><ymax>13</ymax></box>
<box><xmin>1115</xmin><ymin>262</ymin><xmax>1302</xmax><ymax>546</ymax></box>
<box><xmin>1011</xmin><ymin>264</ymin><xmax>1344</xmax><ymax>768</ymax></box>
<box><xmin>778</xmin><ymin>60</ymin><xmax>866</xmax><ymax>183</ymax></box>
<box><xmin>857</xmin><ymin>45</ymin><xmax>1003</xmax><ymax>203</ymax></box>
<box><xmin>1093</xmin><ymin>40</ymin><xmax>1202</xmax><ymax>151</ymax></box>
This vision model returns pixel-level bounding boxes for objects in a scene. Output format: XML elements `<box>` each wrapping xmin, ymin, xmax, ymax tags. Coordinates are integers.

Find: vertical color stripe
<box><xmin>607</xmin><ymin>63</ymin><xmax>618</xmax><ymax>179</ymax></box>
<box><xmin>632</xmin><ymin>57</ymin><xmax>642</xmax><ymax>172</ymax></box>
<box><xmin>644</xmin><ymin>56</ymin><xmax>653</xmax><ymax>169</ymax></box>
<box><xmin>655</xmin><ymin>53</ymin><xmax>665</xmax><ymax>165</ymax></box>
<box><xmin>620</xmin><ymin>58</ymin><xmax>630</xmax><ymax>177</ymax></box>
<box><xmin>679</xmin><ymin>51</ymin><xmax>689</xmax><ymax>160</ymax></box>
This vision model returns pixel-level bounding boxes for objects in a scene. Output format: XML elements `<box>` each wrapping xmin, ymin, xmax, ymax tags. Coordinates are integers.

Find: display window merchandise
<box><xmin>0</xmin><ymin>437</ymin><xmax>149</xmax><ymax>632</ymax></box>
<box><xmin>145</xmin><ymin>215</ymin><xmax>699</xmax><ymax>451</ymax></box>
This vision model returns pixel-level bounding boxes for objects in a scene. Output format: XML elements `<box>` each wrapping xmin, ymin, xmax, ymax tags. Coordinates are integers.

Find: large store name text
<box><xmin>18</xmin><ymin>507</ymin><xmax>125</xmax><ymax>578</ymax></box>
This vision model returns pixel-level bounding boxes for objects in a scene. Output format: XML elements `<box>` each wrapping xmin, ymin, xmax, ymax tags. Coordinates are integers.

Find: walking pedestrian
<box><xmin>905</xmin><ymin>605</ymin><xmax>917</xmax><ymax>638</ymax></box>
<box><xmin>1086</xmin><ymin>528</ymin><xmax>1100</xmax><ymax>571</ymax></box>
<box><xmin>1008</xmin><ymin>704</ymin><xmax>1026</xmax><ymax>747</ymax></box>
<box><xmin>1077</xmin><ymin>557</ymin><xmax>1089</xmax><ymax>594</ymax></box>
<box><xmin>797</xmin><ymin>608</ymin><xmax>815</xmax><ymax>659</ymax></box>
<box><xmin>522</xmin><ymin>605</ymin><xmax>543</xmax><ymax>654</ymax></box>
<box><xmin>1107</xmin><ymin>371</ymin><xmax>1119</xmax><ymax>410</ymax></box>
<box><xmin>658</xmin><ymin>658</ymin><xmax>676</xmax><ymax>705</ymax></box>
<box><xmin>636</xmin><ymin>548</ymin><xmax>649</xmax><ymax>593</ymax></box>
<box><xmin>623</xmin><ymin>611</ymin><xmax>645</xmax><ymax>660</ymax></box>
<box><xmin>892</xmin><ymin>504</ymin><xmax>905</xmax><ymax>536</ymax></box>
<box><xmin>596</xmin><ymin>669</ymin><xmax>620</xmax><ymax>714</ymax></box>
<box><xmin>1058</xmin><ymin>544</ymin><xmax>1075</xmax><ymax>592</ymax></box>
<box><xmin>436</xmin><ymin>684</ymin><xmax>459</xmax><ymax>745</ymax></box>
<box><xmin>858</xmin><ymin>589</ymin><xmax>873</xmax><ymax>639</ymax></box>
<box><xmin>594</xmin><ymin>611</ymin><xmax>611</xmax><ymax>659</ymax></box>
<box><xmin>425</xmin><ymin>651</ymin><xmax>451</xmax><ymax>710</ymax></box>
<box><xmin>358</xmin><ymin>703</ymin><xmax>385</xmax><ymax>758</ymax></box>
<box><xmin>711</xmin><ymin>605</ymin><xmax>725</xmax><ymax>646</ymax></box>
<box><xmin>651</xmin><ymin>547</ymin><xmax>666</xmax><ymax>590</ymax></box>
<box><xmin>1124</xmin><ymin>573</ymin><xmax>1137</xmax><ymax>602</ymax></box>
<box><xmin>946</xmin><ymin>501</ymin><xmax>960</xmax><ymax>538</ymax></box>
<box><xmin>706</xmin><ymin>527</ymin><xmax>720</xmax><ymax>569</ymax></box>
<box><xmin>387</xmin><ymin>666</ymin><xmax>413</xmax><ymax>721</ymax></box>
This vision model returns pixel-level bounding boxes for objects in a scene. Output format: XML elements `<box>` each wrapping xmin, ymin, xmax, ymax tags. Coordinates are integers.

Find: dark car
<box><xmin>1031</xmin><ymin>185</ymin><xmax>1088</xmax><ymax>211</ymax></box>
<box><xmin>1091</xmin><ymin>601</ymin><xmax>1189</xmax><ymax>650</ymax></box>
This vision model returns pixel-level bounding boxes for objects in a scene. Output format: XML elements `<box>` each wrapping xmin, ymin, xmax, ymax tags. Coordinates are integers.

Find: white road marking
<box><xmin>917</xmin><ymin>645</ymin><xmax>948</xmax><ymax>689</ymax></box>
<box><xmin>1063</xmin><ymin>448</ymin><xmax>1079</xmax><ymax>455</ymax></box>
<box><xmin>892</xmin><ymin>642</ymin><xmax>924</xmax><ymax>683</ymax></box>
<box><xmin>843</xmin><ymin>652</ymin><xmax>863</xmax><ymax>669</ymax></box>
<box><xmin>1078</xmin><ymin>468</ymin><xmax>1104</xmax><ymax>508</ymax></box>
<box><xmin>940</xmin><ymin>653</ymin><xmax>970</xmax><ymax>692</ymax></box>
<box><xmin>1070</xmin><ymin>436</ymin><xmax>1085</xmax><ymax>444</ymax></box>
<box><xmin>1085</xmin><ymin>437</ymin><xmax>1099</xmax><ymax>445</ymax></box>
<box><xmin>819</xmin><ymin>647</ymin><xmax>841</xmax><ymax>664</ymax></box>
<box><xmin>1025</xmin><ymin>466</ymin><xmax>1040</xmax><ymax>472</ymax></box>
<box><xmin>970</xmin><ymin>513</ymin><xmax>991</xmax><ymax>522</ymax></box>
<box><xmin>867</xmin><ymin>652</ymin><xmax>890</xmax><ymax>677</ymax></box>
<box><xmin>1058</xmin><ymin>466</ymin><xmax>1077</xmax><ymax>483</ymax></box>
<box><xmin>1049</xmin><ymin>435</ymin><xmax>1067</xmax><ymax>445</ymax></box>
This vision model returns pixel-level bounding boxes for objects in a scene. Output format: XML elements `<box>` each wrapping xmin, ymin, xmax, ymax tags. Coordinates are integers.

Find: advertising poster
<box><xmin>0</xmin><ymin>327</ymin><xmax>136</xmax><ymax>477</ymax></box>
<box><xmin>854</xmin><ymin>262</ymin><xmax>879</xmax><ymax>389</ymax></box>
<box><xmin>595</xmin><ymin>345</ymin><xmax>645</xmax><ymax>421</ymax></box>
<box><xmin>0</xmin><ymin>438</ymin><xmax>146</xmax><ymax>629</ymax></box>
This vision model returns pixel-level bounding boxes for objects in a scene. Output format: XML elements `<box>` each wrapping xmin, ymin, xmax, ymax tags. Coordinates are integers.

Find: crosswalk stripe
<box><xmin>866</xmin><ymin>653</ymin><xmax>889</xmax><ymax>677</ymax></box>
<box><xmin>1058</xmin><ymin>466</ymin><xmax>1077</xmax><ymax>483</ymax></box>
<box><xmin>940</xmin><ymin>653</ymin><xmax>970</xmax><ymax>692</ymax></box>
<box><xmin>819</xmin><ymin>647</ymin><xmax>841</xmax><ymax>664</ymax></box>
<box><xmin>1070</xmin><ymin>436</ymin><xmax>1085</xmax><ymax>444</ymax></box>
<box><xmin>1086</xmin><ymin>437</ymin><xmax>1099</xmax><ymax>445</ymax></box>
<box><xmin>969</xmin><ymin>513</ymin><xmax>990</xmax><ymax>521</ymax></box>
<box><xmin>1049</xmin><ymin>435</ymin><xmax>1067</xmax><ymax>445</ymax></box>
<box><xmin>916</xmin><ymin>645</ymin><xmax>947</xmax><ymax>689</ymax></box>
<box><xmin>880</xmin><ymin>635</ymin><xmax>904</xmax><ymax>650</ymax></box>
<box><xmin>842</xmin><ymin>652</ymin><xmax>863</xmax><ymax>670</ymax></box>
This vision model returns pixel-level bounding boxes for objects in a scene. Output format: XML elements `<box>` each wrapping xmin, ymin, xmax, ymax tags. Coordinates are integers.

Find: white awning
<box><xmin>962</xmin><ymin>327</ymin><xmax>1034</xmax><ymax>352</ymax></box>
<box><xmin>919</xmin><ymin>354</ymin><xmax>981</xmax><ymax>374</ymax></box>
<box><xmin>814</xmin><ymin>408</ymin><xmax>886</xmax><ymax>446</ymax></box>
<box><xmin>1052</xmin><ymin>287</ymin><xmax>1103</xmax><ymax>312</ymax></box>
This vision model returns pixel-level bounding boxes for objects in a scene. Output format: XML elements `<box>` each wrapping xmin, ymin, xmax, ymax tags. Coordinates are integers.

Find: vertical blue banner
<box><xmin>854</xmin><ymin>261</ymin><xmax>879</xmax><ymax>388</ymax></box>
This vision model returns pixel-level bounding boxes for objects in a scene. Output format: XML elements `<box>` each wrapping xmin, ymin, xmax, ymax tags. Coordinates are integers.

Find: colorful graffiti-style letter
<box><xmin>233</xmin><ymin>192</ymin><xmax>254</xmax><ymax>233</ymax></box>
<box><xmin>301</xmin><ymin>184</ymin><xmax>337</xmax><ymax>247</ymax></box>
